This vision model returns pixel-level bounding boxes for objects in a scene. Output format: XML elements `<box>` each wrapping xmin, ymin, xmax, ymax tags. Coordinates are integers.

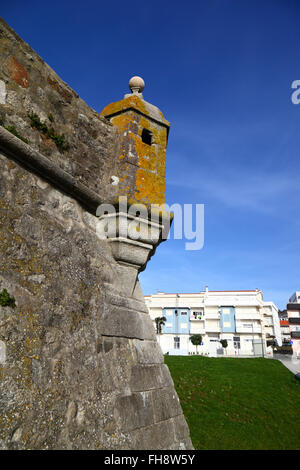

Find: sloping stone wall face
<box><xmin>0</xmin><ymin>18</ymin><xmax>119</xmax><ymax>204</ymax></box>
<box><xmin>0</xmin><ymin>18</ymin><xmax>193</xmax><ymax>449</ymax></box>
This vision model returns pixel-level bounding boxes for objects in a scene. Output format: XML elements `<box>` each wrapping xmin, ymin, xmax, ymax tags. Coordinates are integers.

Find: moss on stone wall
<box><xmin>0</xmin><ymin>122</ymin><xmax>29</xmax><ymax>144</ymax></box>
<box><xmin>0</xmin><ymin>288</ymin><xmax>15</xmax><ymax>307</ymax></box>
<box><xmin>28</xmin><ymin>113</ymin><xmax>69</xmax><ymax>152</ymax></box>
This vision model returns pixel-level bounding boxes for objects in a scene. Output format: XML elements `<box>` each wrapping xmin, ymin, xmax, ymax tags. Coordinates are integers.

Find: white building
<box><xmin>145</xmin><ymin>288</ymin><xmax>282</xmax><ymax>357</ymax></box>
<box><xmin>263</xmin><ymin>302</ymin><xmax>282</xmax><ymax>348</ymax></box>
<box><xmin>289</xmin><ymin>292</ymin><xmax>300</xmax><ymax>303</ymax></box>
<box><xmin>287</xmin><ymin>292</ymin><xmax>300</xmax><ymax>357</ymax></box>
<box><xmin>278</xmin><ymin>310</ymin><xmax>291</xmax><ymax>345</ymax></box>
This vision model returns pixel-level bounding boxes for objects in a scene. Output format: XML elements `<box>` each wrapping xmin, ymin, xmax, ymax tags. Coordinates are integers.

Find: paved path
<box><xmin>272</xmin><ymin>354</ymin><xmax>300</xmax><ymax>375</ymax></box>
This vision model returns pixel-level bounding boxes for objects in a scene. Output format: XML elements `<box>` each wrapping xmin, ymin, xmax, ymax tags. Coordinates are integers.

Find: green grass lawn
<box><xmin>165</xmin><ymin>355</ymin><xmax>300</xmax><ymax>450</ymax></box>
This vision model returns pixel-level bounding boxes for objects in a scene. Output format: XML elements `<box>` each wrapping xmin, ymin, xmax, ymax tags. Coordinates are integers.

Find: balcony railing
<box><xmin>205</xmin><ymin>313</ymin><xmax>220</xmax><ymax>319</ymax></box>
<box><xmin>287</xmin><ymin>303</ymin><xmax>300</xmax><ymax>311</ymax></box>
<box><xmin>235</xmin><ymin>313</ymin><xmax>261</xmax><ymax>320</ymax></box>
<box><xmin>191</xmin><ymin>327</ymin><xmax>206</xmax><ymax>334</ymax></box>
<box><xmin>205</xmin><ymin>326</ymin><xmax>221</xmax><ymax>333</ymax></box>
<box><xmin>289</xmin><ymin>317</ymin><xmax>300</xmax><ymax>325</ymax></box>
<box><xmin>190</xmin><ymin>315</ymin><xmax>205</xmax><ymax>321</ymax></box>
<box><xmin>291</xmin><ymin>331</ymin><xmax>300</xmax><ymax>339</ymax></box>
<box><xmin>235</xmin><ymin>326</ymin><xmax>262</xmax><ymax>334</ymax></box>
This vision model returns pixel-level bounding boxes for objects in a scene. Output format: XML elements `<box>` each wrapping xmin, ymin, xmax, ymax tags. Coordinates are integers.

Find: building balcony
<box><xmin>235</xmin><ymin>313</ymin><xmax>261</xmax><ymax>320</ymax></box>
<box><xmin>190</xmin><ymin>327</ymin><xmax>206</xmax><ymax>335</ymax></box>
<box><xmin>235</xmin><ymin>326</ymin><xmax>262</xmax><ymax>334</ymax></box>
<box><xmin>282</xmin><ymin>334</ymin><xmax>290</xmax><ymax>339</ymax></box>
<box><xmin>291</xmin><ymin>331</ymin><xmax>300</xmax><ymax>339</ymax></box>
<box><xmin>265</xmin><ymin>333</ymin><xmax>275</xmax><ymax>339</ymax></box>
<box><xmin>289</xmin><ymin>317</ymin><xmax>300</xmax><ymax>325</ymax></box>
<box><xmin>263</xmin><ymin>311</ymin><xmax>273</xmax><ymax>317</ymax></box>
<box><xmin>287</xmin><ymin>303</ymin><xmax>300</xmax><ymax>311</ymax></box>
<box><xmin>190</xmin><ymin>314</ymin><xmax>205</xmax><ymax>321</ymax></box>
<box><xmin>205</xmin><ymin>325</ymin><xmax>221</xmax><ymax>333</ymax></box>
<box><xmin>263</xmin><ymin>324</ymin><xmax>274</xmax><ymax>331</ymax></box>
<box><xmin>282</xmin><ymin>338</ymin><xmax>291</xmax><ymax>344</ymax></box>
<box><xmin>205</xmin><ymin>313</ymin><xmax>220</xmax><ymax>319</ymax></box>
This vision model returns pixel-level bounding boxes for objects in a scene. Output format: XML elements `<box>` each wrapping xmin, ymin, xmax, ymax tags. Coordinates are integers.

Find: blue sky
<box><xmin>2</xmin><ymin>0</ymin><xmax>300</xmax><ymax>309</ymax></box>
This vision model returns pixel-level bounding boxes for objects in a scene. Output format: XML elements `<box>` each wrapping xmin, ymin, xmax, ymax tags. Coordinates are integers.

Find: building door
<box><xmin>233</xmin><ymin>336</ymin><xmax>241</xmax><ymax>355</ymax></box>
<box><xmin>174</xmin><ymin>336</ymin><xmax>180</xmax><ymax>350</ymax></box>
<box><xmin>208</xmin><ymin>339</ymin><xmax>219</xmax><ymax>357</ymax></box>
<box><xmin>244</xmin><ymin>338</ymin><xmax>254</xmax><ymax>354</ymax></box>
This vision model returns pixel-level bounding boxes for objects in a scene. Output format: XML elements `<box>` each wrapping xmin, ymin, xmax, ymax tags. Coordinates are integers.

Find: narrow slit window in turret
<box><xmin>141</xmin><ymin>128</ymin><xmax>153</xmax><ymax>145</ymax></box>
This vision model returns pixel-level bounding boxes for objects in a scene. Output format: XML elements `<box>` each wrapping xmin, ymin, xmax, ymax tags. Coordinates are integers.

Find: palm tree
<box><xmin>154</xmin><ymin>316</ymin><xmax>167</xmax><ymax>335</ymax></box>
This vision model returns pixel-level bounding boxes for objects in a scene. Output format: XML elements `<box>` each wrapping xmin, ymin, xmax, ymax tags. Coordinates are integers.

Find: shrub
<box><xmin>0</xmin><ymin>288</ymin><xmax>16</xmax><ymax>307</ymax></box>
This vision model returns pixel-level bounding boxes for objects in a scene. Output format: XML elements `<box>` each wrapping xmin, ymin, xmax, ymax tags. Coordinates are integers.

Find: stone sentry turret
<box><xmin>0</xmin><ymin>17</ymin><xmax>193</xmax><ymax>450</ymax></box>
<box><xmin>98</xmin><ymin>75</ymin><xmax>172</xmax><ymax>273</ymax></box>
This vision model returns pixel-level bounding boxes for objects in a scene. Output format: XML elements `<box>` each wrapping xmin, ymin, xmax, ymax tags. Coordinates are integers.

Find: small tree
<box><xmin>190</xmin><ymin>334</ymin><xmax>202</xmax><ymax>354</ymax></box>
<box><xmin>220</xmin><ymin>339</ymin><xmax>228</xmax><ymax>355</ymax></box>
<box><xmin>154</xmin><ymin>316</ymin><xmax>167</xmax><ymax>334</ymax></box>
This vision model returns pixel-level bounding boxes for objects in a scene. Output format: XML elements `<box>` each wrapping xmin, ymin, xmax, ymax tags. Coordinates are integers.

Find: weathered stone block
<box><xmin>129</xmin><ymin>364</ymin><xmax>172</xmax><ymax>392</ymax></box>
<box><xmin>114</xmin><ymin>392</ymin><xmax>154</xmax><ymax>432</ymax></box>
<box><xmin>132</xmin><ymin>419</ymin><xmax>177</xmax><ymax>450</ymax></box>
<box><xmin>172</xmin><ymin>414</ymin><xmax>193</xmax><ymax>445</ymax></box>
<box><xmin>99</xmin><ymin>305</ymin><xmax>156</xmax><ymax>340</ymax></box>
<box><xmin>152</xmin><ymin>386</ymin><xmax>183</xmax><ymax>423</ymax></box>
<box><xmin>131</xmin><ymin>338</ymin><xmax>164</xmax><ymax>364</ymax></box>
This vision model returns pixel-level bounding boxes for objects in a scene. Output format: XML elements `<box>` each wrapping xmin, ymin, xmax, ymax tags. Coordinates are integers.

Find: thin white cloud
<box><xmin>167</xmin><ymin>152</ymin><xmax>300</xmax><ymax>214</ymax></box>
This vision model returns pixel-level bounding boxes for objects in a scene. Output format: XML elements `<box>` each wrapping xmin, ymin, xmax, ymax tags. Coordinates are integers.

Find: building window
<box><xmin>174</xmin><ymin>336</ymin><xmax>180</xmax><ymax>349</ymax></box>
<box><xmin>141</xmin><ymin>128</ymin><xmax>153</xmax><ymax>145</ymax></box>
<box><xmin>222</xmin><ymin>307</ymin><xmax>231</xmax><ymax>314</ymax></box>
<box><xmin>233</xmin><ymin>336</ymin><xmax>241</xmax><ymax>349</ymax></box>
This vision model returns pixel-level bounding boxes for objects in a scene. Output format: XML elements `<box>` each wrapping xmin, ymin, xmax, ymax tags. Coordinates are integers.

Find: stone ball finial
<box><xmin>129</xmin><ymin>76</ymin><xmax>145</xmax><ymax>94</ymax></box>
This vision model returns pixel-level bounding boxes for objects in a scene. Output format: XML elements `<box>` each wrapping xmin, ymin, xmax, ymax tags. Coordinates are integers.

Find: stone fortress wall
<box><xmin>0</xmin><ymin>18</ymin><xmax>193</xmax><ymax>449</ymax></box>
